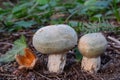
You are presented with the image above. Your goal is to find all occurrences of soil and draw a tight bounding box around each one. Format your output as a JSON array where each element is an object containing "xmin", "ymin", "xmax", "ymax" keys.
[{"xmin": 0, "ymin": 30, "xmax": 120, "ymax": 80}]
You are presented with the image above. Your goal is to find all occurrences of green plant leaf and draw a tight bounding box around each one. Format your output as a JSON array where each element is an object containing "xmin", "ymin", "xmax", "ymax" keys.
[
  {"xmin": 12, "ymin": 2, "xmax": 32, "ymax": 18},
  {"xmin": 84, "ymin": 0, "xmax": 97, "ymax": 6},
  {"xmin": 14, "ymin": 20, "xmax": 37, "ymax": 28},
  {"xmin": 68, "ymin": 21, "xmax": 79, "ymax": 27},
  {"xmin": 84, "ymin": 0, "xmax": 97, "ymax": 10},
  {"xmin": 74, "ymin": 48, "xmax": 83, "ymax": 62},
  {"xmin": 37, "ymin": 0, "xmax": 49, "ymax": 5},
  {"xmin": 84, "ymin": 0, "xmax": 111, "ymax": 11},
  {"xmin": 12, "ymin": 3, "xmax": 30, "ymax": 14},
  {"xmin": 37, "ymin": 4, "xmax": 49, "ymax": 10},
  {"xmin": 0, "ymin": 35, "xmax": 27, "ymax": 63},
  {"xmin": 68, "ymin": 21, "xmax": 84, "ymax": 34},
  {"xmin": 82, "ymin": 20, "xmax": 116, "ymax": 33}
]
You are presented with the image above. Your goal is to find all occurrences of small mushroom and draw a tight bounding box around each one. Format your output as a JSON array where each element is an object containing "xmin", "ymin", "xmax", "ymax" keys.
[
  {"xmin": 78, "ymin": 33, "xmax": 107, "ymax": 73},
  {"xmin": 32, "ymin": 24, "xmax": 78, "ymax": 73}
]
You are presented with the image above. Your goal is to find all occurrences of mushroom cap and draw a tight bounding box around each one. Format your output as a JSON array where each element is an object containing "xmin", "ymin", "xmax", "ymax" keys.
[
  {"xmin": 78, "ymin": 33, "xmax": 107, "ymax": 58},
  {"xmin": 33, "ymin": 24, "xmax": 78, "ymax": 54}
]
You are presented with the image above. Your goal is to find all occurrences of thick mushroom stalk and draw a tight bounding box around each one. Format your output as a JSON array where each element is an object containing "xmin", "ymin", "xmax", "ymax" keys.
[
  {"xmin": 48, "ymin": 53, "xmax": 66, "ymax": 73},
  {"xmin": 81, "ymin": 56, "xmax": 100, "ymax": 73},
  {"xmin": 32, "ymin": 24, "xmax": 78, "ymax": 73},
  {"xmin": 78, "ymin": 33, "xmax": 107, "ymax": 73}
]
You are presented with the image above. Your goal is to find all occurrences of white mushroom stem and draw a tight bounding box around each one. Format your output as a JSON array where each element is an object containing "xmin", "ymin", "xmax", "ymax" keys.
[
  {"xmin": 81, "ymin": 56, "xmax": 101, "ymax": 73},
  {"xmin": 48, "ymin": 53, "xmax": 66, "ymax": 73}
]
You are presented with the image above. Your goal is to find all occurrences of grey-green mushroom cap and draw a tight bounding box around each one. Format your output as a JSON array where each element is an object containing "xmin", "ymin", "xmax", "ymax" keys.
[
  {"xmin": 33, "ymin": 24, "xmax": 78, "ymax": 54},
  {"xmin": 78, "ymin": 33, "xmax": 107, "ymax": 58}
]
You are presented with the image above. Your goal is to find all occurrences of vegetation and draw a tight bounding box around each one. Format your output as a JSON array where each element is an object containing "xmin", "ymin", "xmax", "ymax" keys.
[
  {"xmin": 0, "ymin": 35, "xmax": 27, "ymax": 63},
  {"xmin": 0, "ymin": 0, "xmax": 119, "ymax": 32}
]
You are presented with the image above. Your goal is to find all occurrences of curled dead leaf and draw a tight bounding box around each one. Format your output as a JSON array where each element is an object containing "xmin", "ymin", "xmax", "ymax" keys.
[{"xmin": 15, "ymin": 48, "xmax": 37, "ymax": 69}]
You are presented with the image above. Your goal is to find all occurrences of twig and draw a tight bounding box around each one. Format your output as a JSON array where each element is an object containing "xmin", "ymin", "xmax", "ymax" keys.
[
  {"xmin": 108, "ymin": 42, "xmax": 120, "ymax": 49},
  {"xmin": 72, "ymin": 66, "xmax": 79, "ymax": 77},
  {"xmin": 112, "ymin": 45, "xmax": 120, "ymax": 49},
  {"xmin": 86, "ymin": 71, "xmax": 103, "ymax": 80},
  {"xmin": 71, "ymin": 66, "xmax": 81, "ymax": 80},
  {"xmin": 0, "ymin": 42, "xmax": 14, "ymax": 46},
  {"xmin": 0, "ymin": 73, "xmax": 16, "ymax": 77},
  {"xmin": 115, "ymin": 50, "xmax": 120, "ymax": 54},
  {"xmin": 108, "ymin": 36, "xmax": 120, "ymax": 45},
  {"xmin": 81, "ymin": 70, "xmax": 87, "ymax": 80},
  {"xmin": 101, "ymin": 60, "xmax": 112, "ymax": 70},
  {"xmin": 53, "ymin": 75, "xmax": 61, "ymax": 80},
  {"xmin": 33, "ymin": 70, "xmax": 52, "ymax": 80}
]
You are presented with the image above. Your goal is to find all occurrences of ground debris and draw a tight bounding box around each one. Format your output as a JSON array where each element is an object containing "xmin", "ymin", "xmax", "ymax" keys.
[{"xmin": 0, "ymin": 30, "xmax": 120, "ymax": 80}]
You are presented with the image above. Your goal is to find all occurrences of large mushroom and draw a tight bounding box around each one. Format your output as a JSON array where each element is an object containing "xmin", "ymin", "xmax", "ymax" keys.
[
  {"xmin": 78, "ymin": 33, "xmax": 107, "ymax": 73},
  {"xmin": 32, "ymin": 24, "xmax": 78, "ymax": 73}
]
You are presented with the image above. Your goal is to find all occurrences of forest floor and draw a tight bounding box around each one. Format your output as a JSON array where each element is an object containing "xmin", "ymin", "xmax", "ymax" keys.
[
  {"xmin": 0, "ymin": 0, "xmax": 120, "ymax": 80},
  {"xmin": 0, "ymin": 30, "xmax": 120, "ymax": 80}
]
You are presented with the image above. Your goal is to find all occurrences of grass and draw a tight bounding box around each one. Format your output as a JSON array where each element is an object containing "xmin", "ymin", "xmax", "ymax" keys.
[
  {"xmin": 0, "ymin": 0, "xmax": 119, "ymax": 33},
  {"xmin": 112, "ymin": 0, "xmax": 120, "ymax": 22},
  {"xmin": 68, "ymin": 19, "xmax": 118, "ymax": 34}
]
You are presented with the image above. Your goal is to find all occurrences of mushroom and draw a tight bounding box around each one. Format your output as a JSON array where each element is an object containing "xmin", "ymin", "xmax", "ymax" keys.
[
  {"xmin": 78, "ymin": 33, "xmax": 107, "ymax": 73},
  {"xmin": 32, "ymin": 24, "xmax": 78, "ymax": 73}
]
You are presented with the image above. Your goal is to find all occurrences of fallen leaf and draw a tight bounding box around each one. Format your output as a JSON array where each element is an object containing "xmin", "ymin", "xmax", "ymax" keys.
[
  {"xmin": 0, "ymin": 35, "xmax": 27, "ymax": 63},
  {"xmin": 15, "ymin": 48, "xmax": 37, "ymax": 69}
]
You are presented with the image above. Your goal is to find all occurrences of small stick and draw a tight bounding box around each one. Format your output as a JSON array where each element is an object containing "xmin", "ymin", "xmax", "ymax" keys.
[
  {"xmin": 115, "ymin": 50, "xmax": 120, "ymax": 54},
  {"xmin": 108, "ymin": 36, "xmax": 120, "ymax": 45},
  {"xmin": 81, "ymin": 70, "xmax": 87, "ymax": 80},
  {"xmin": 86, "ymin": 71, "xmax": 103, "ymax": 80},
  {"xmin": 0, "ymin": 73, "xmax": 16, "ymax": 77},
  {"xmin": 109, "ymin": 42, "xmax": 120, "ymax": 49},
  {"xmin": 0, "ymin": 42, "xmax": 14, "ymax": 46},
  {"xmin": 33, "ymin": 70, "xmax": 52, "ymax": 80},
  {"xmin": 72, "ymin": 66, "xmax": 79, "ymax": 77},
  {"xmin": 112, "ymin": 45, "xmax": 120, "ymax": 49}
]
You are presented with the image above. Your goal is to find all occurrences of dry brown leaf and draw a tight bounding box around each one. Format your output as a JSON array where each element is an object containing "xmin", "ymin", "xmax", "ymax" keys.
[{"xmin": 15, "ymin": 48, "xmax": 37, "ymax": 69}]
